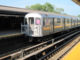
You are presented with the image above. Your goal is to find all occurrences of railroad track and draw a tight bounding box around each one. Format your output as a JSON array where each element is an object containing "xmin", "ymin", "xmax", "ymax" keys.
[
  {"xmin": 0, "ymin": 30, "xmax": 79, "ymax": 60},
  {"xmin": 0, "ymin": 34, "xmax": 37, "ymax": 57},
  {"xmin": 17, "ymin": 30, "xmax": 80, "ymax": 60},
  {"xmin": 39, "ymin": 31, "xmax": 80, "ymax": 60}
]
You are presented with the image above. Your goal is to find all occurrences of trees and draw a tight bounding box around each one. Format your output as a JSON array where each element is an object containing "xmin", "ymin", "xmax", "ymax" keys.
[
  {"xmin": 42, "ymin": 2, "xmax": 54, "ymax": 12},
  {"xmin": 78, "ymin": 15, "xmax": 80, "ymax": 17},
  {"xmin": 30, "ymin": 4, "xmax": 42, "ymax": 10},
  {"xmin": 26, "ymin": 2, "xmax": 64, "ymax": 14},
  {"xmin": 26, "ymin": 3, "xmax": 55, "ymax": 12},
  {"xmin": 55, "ymin": 8, "xmax": 64, "ymax": 14}
]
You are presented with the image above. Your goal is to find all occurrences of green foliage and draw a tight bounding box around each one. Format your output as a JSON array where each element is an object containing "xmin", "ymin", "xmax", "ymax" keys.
[
  {"xmin": 78, "ymin": 15, "xmax": 80, "ymax": 17},
  {"xmin": 55, "ymin": 8, "xmax": 64, "ymax": 14},
  {"xmin": 26, "ymin": 2, "xmax": 65, "ymax": 14},
  {"xmin": 30, "ymin": 4, "xmax": 42, "ymax": 10},
  {"xmin": 63, "ymin": 13, "xmax": 68, "ymax": 15},
  {"xmin": 26, "ymin": 6, "xmax": 30, "ymax": 9},
  {"xmin": 42, "ymin": 2, "xmax": 54, "ymax": 12}
]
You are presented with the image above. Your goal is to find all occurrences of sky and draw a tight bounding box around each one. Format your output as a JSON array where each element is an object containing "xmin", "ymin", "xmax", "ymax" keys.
[{"xmin": 0, "ymin": 0, "xmax": 80, "ymax": 16}]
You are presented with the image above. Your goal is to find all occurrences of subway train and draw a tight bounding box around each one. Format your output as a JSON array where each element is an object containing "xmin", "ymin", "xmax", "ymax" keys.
[{"xmin": 21, "ymin": 12, "xmax": 80, "ymax": 38}]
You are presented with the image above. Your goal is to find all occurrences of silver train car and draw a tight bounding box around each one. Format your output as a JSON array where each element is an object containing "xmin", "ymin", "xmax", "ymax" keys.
[{"xmin": 21, "ymin": 13, "xmax": 80, "ymax": 37}]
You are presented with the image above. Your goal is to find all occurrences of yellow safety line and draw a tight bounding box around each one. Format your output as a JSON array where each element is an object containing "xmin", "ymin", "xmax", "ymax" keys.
[
  {"xmin": 61, "ymin": 42, "xmax": 80, "ymax": 60},
  {"xmin": 0, "ymin": 33, "xmax": 22, "ymax": 38}
]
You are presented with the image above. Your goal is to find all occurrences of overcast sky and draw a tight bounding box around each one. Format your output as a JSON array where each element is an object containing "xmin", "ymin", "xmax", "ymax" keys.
[{"xmin": 0, "ymin": 0, "xmax": 80, "ymax": 16}]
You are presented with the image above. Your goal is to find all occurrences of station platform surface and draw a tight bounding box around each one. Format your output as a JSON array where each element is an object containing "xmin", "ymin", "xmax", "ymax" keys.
[
  {"xmin": 0, "ymin": 30, "xmax": 23, "ymax": 38},
  {"xmin": 0, "ymin": 30, "xmax": 20, "ymax": 35},
  {"xmin": 61, "ymin": 41, "xmax": 80, "ymax": 60},
  {"xmin": 49, "ymin": 36, "xmax": 80, "ymax": 60}
]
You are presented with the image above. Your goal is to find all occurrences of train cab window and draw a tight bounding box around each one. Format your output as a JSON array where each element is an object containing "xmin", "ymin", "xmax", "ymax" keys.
[
  {"xmin": 29, "ymin": 17, "xmax": 34, "ymax": 24},
  {"xmin": 35, "ymin": 18, "xmax": 41, "ymax": 25},
  {"xmin": 57, "ymin": 18, "xmax": 61, "ymax": 23}
]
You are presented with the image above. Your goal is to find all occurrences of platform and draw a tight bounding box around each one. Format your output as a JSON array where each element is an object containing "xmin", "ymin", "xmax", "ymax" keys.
[
  {"xmin": 0, "ymin": 30, "xmax": 23, "ymax": 38},
  {"xmin": 49, "ymin": 36, "xmax": 80, "ymax": 60},
  {"xmin": 61, "ymin": 41, "xmax": 80, "ymax": 60}
]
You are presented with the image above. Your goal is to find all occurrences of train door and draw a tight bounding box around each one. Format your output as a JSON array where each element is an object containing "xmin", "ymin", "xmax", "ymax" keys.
[
  {"xmin": 52, "ymin": 18, "xmax": 54, "ymax": 33},
  {"xmin": 70, "ymin": 19, "xmax": 72, "ymax": 28},
  {"xmin": 77, "ymin": 19, "xmax": 79, "ymax": 27},
  {"xmin": 63, "ymin": 18, "xmax": 66, "ymax": 30},
  {"xmin": 54, "ymin": 18, "xmax": 63, "ymax": 33},
  {"xmin": 77, "ymin": 19, "xmax": 78, "ymax": 27},
  {"xmin": 74, "ymin": 19, "xmax": 76, "ymax": 27},
  {"xmin": 72, "ymin": 19, "xmax": 74, "ymax": 28},
  {"xmin": 34, "ymin": 18, "xmax": 41, "ymax": 36},
  {"xmin": 65, "ymin": 19, "xmax": 71, "ymax": 30},
  {"xmin": 76, "ymin": 19, "xmax": 78, "ymax": 27},
  {"xmin": 28, "ymin": 17, "xmax": 34, "ymax": 36}
]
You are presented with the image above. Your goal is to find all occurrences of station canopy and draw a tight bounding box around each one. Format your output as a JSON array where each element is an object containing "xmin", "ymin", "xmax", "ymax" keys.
[{"xmin": 72, "ymin": 0, "xmax": 80, "ymax": 5}]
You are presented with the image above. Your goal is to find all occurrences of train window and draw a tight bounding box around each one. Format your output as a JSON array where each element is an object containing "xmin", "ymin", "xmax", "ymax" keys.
[
  {"xmin": 43, "ymin": 18, "xmax": 52, "ymax": 26},
  {"xmin": 24, "ymin": 18, "xmax": 27, "ymax": 24},
  {"xmin": 35, "ymin": 18, "xmax": 41, "ymax": 25},
  {"xmin": 67, "ymin": 19, "xmax": 70, "ymax": 23},
  {"xmin": 46, "ymin": 18, "xmax": 50, "ymax": 25},
  {"xmin": 57, "ymin": 18, "xmax": 61, "ymax": 23},
  {"xmin": 73, "ymin": 20, "xmax": 76, "ymax": 23},
  {"xmin": 43, "ymin": 18, "xmax": 46, "ymax": 26},
  {"xmin": 50, "ymin": 18, "xmax": 53, "ymax": 24},
  {"xmin": 29, "ymin": 17, "xmax": 34, "ymax": 24},
  {"xmin": 72, "ymin": 19, "xmax": 74, "ymax": 23}
]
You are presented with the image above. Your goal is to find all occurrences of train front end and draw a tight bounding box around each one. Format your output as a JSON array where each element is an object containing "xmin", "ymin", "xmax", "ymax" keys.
[{"xmin": 21, "ymin": 13, "xmax": 42, "ymax": 37}]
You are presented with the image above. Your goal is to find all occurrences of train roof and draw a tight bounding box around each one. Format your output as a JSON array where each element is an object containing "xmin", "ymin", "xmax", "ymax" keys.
[
  {"xmin": 0, "ymin": 5, "xmax": 78, "ymax": 19},
  {"xmin": 25, "ymin": 13, "xmax": 42, "ymax": 18}
]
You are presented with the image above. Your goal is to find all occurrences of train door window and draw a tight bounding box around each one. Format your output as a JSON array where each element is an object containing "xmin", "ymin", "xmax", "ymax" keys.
[
  {"xmin": 67, "ymin": 19, "xmax": 70, "ymax": 23},
  {"xmin": 46, "ymin": 18, "xmax": 50, "ymax": 25},
  {"xmin": 28, "ymin": 17, "xmax": 34, "ymax": 25},
  {"xmin": 78, "ymin": 19, "xmax": 79, "ymax": 25},
  {"xmin": 57, "ymin": 18, "xmax": 61, "ymax": 23},
  {"xmin": 61, "ymin": 18, "xmax": 64, "ymax": 24},
  {"xmin": 43, "ymin": 18, "xmax": 46, "ymax": 26},
  {"xmin": 35, "ymin": 18, "xmax": 41, "ymax": 25},
  {"xmin": 45, "ymin": 18, "xmax": 48, "ymax": 25},
  {"xmin": 77, "ymin": 19, "xmax": 78, "ymax": 23},
  {"xmin": 72, "ymin": 19, "xmax": 74, "ymax": 23},
  {"xmin": 74, "ymin": 20, "xmax": 76, "ymax": 23},
  {"xmin": 70, "ymin": 19, "xmax": 71, "ymax": 24},
  {"xmin": 50, "ymin": 18, "xmax": 54, "ymax": 24}
]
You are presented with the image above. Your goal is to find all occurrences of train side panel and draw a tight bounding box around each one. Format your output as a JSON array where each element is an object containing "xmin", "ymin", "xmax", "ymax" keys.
[
  {"xmin": 54, "ymin": 18, "xmax": 64, "ymax": 33},
  {"xmin": 72, "ymin": 19, "xmax": 74, "ymax": 28},
  {"xmin": 78, "ymin": 19, "xmax": 80, "ymax": 26},
  {"xmin": 42, "ymin": 17, "xmax": 54, "ymax": 36},
  {"xmin": 65, "ymin": 19, "xmax": 72, "ymax": 30}
]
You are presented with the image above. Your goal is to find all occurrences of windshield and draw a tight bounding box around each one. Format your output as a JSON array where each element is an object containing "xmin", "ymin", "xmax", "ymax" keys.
[
  {"xmin": 29, "ymin": 17, "xmax": 34, "ymax": 25},
  {"xmin": 35, "ymin": 18, "xmax": 41, "ymax": 25}
]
